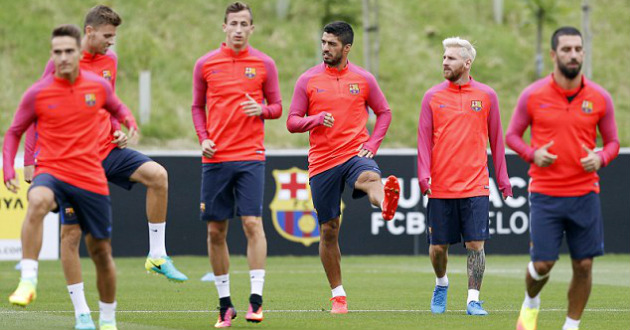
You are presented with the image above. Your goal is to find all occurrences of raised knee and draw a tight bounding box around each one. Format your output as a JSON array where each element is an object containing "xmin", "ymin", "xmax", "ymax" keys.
[
  {"xmin": 27, "ymin": 192, "xmax": 55, "ymax": 213},
  {"xmin": 143, "ymin": 163, "xmax": 168, "ymax": 189},
  {"xmin": 151, "ymin": 164, "xmax": 168, "ymax": 188},
  {"xmin": 358, "ymin": 171, "xmax": 381, "ymax": 184}
]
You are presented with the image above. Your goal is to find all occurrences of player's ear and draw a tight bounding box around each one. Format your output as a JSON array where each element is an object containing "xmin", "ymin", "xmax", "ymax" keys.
[
  {"xmin": 343, "ymin": 43, "xmax": 352, "ymax": 55},
  {"xmin": 222, "ymin": 23, "xmax": 227, "ymax": 33}
]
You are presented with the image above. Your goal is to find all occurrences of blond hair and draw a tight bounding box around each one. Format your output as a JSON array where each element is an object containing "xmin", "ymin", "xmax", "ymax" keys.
[{"xmin": 442, "ymin": 37, "xmax": 476, "ymax": 63}]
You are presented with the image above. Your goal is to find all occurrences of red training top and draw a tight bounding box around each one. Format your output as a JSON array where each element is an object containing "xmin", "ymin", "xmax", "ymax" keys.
[
  {"xmin": 24, "ymin": 50, "xmax": 135, "ymax": 165},
  {"xmin": 191, "ymin": 43, "xmax": 282, "ymax": 163},
  {"xmin": 505, "ymin": 74, "xmax": 619, "ymax": 196},
  {"xmin": 287, "ymin": 61, "xmax": 392, "ymax": 178},
  {"xmin": 417, "ymin": 78, "xmax": 512, "ymax": 198},
  {"xmin": 3, "ymin": 71, "xmax": 132, "ymax": 195}
]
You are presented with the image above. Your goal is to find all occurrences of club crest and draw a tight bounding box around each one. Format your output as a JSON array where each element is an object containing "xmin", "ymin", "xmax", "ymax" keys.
[
  {"xmin": 84, "ymin": 93, "xmax": 96, "ymax": 107},
  {"xmin": 581, "ymin": 100, "xmax": 593, "ymax": 114},
  {"xmin": 270, "ymin": 167, "xmax": 343, "ymax": 247},
  {"xmin": 102, "ymin": 70, "xmax": 112, "ymax": 81},
  {"xmin": 471, "ymin": 100, "xmax": 483, "ymax": 112},
  {"xmin": 244, "ymin": 67, "xmax": 256, "ymax": 79},
  {"xmin": 349, "ymin": 83, "xmax": 360, "ymax": 95}
]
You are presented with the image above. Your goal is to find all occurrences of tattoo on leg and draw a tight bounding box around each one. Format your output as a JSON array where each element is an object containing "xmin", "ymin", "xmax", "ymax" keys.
[{"xmin": 467, "ymin": 249, "xmax": 485, "ymax": 290}]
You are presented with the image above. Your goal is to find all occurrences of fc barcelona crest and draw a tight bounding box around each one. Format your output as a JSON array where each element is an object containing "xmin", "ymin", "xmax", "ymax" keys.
[
  {"xmin": 270, "ymin": 167, "xmax": 343, "ymax": 247},
  {"xmin": 471, "ymin": 100, "xmax": 483, "ymax": 112},
  {"xmin": 102, "ymin": 70, "xmax": 112, "ymax": 81},
  {"xmin": 64, "ymin": 207, "xmax": 75, "ymax": 217},
  {"xmin": 349, "ymin": 83, "xmax": 360, "ymax": 95},
  {"xmin": 581, "ymin": 100, "xmax": 593, "ymax": 114},
  {"xmin": 244, "ymin": 67, "xmax": 256, "ymax": 79},
  {"xmin": 84, "ymin": 93, "xmax": 96, "ymax": 107}
]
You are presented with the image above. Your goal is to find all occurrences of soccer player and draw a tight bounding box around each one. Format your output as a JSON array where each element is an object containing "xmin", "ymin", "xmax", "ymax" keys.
[
  {"xmin": 287, "ymin": 21, "xmax": 400, "ymax": 314},
  {"xmin": 417, "ymin": 37, "xmax": 513, "ymax": 316},
  {"xmin": 4, "ymin": 24, "xmax": 135, "ymax": 330},
  {"xmin": 21, "ymin": 5, "xmax": 187, "ymax": 328},
  {"xmin": 507, "ymin": 27, "xmax": 619, "ymax": 330},
  {"xmin": 191, "ymin": 2, "xmax": 281, "ymax": 327}
]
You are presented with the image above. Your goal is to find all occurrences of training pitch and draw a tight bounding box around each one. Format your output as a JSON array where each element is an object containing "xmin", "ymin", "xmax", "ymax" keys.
[{"xmin": 1, "ymin": 255, "xmax": 628, "ymax": 330}]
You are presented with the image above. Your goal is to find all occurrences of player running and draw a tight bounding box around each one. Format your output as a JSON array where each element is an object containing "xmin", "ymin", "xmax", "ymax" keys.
[
  {"xmin": 4, "ymin": 24, "xmax": 135, "ymax": 330},
  {"xmin": 287, "ymin": 21, "xmax": 400, "ymax": 314},
  {"xmin": 507, "ymin": 27, "xmax": 619, "ymax": 330},
  {"xmin": 191, "ymin": 2, "xmax": 282, "ymax": 327},
  {"xmin": 417, "ymin": 37, "xmax": 512, "ymax": 316}
]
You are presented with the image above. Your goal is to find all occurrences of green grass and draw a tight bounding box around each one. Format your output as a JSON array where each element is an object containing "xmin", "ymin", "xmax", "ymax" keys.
[
  {"xmin": 0, "ymin": 0, "xmax": 629, "ymax": 149},
  {"xmin": 1, "ymin": 255, "xmax": 628, "ymax": 329}
]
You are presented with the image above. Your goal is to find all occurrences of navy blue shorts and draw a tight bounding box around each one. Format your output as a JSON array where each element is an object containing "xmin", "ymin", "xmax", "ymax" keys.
[
  {"xmin": 29, "ymin": 173, "xmax": 113, "ymax": 239},
  {"xmin": 529, "ymin": 192, "xmax": 604, "ymax": 261},
  {"xmin": 200, "ymin": 161, "xmax": 265, "ymax": 221},
  {"xmin": 102, "ymin": 148, "xmax": 152, "ymax": 190},
  {"xmin": 426, "ymin": 196, "xmax": 490, "ymax": 245},
  {"xmin": 309, "ymin": 156, "xmax": 381, "ymax": 224}
]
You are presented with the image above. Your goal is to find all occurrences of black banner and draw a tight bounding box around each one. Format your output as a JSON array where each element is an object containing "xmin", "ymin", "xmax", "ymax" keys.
[{"xmin": 105, "ymin": 151, "xmax": 630, "ymax": 257}]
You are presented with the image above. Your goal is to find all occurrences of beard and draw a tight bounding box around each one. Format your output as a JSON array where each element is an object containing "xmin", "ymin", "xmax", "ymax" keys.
[
  {"xmin": 558, "ymin": 60, "xmax": 582, "ymax": 79},
  {"xmin": 323, "ymin": 52, "xmax": 343, "ymax": 67},
  {"xmin": 443, "ymin": 66, "xmax": 465, "ymax": 82}
]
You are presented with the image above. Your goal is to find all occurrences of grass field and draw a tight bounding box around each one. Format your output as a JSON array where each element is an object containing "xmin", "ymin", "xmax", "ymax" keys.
[{"xmin": 0, "ymin": 255, "xmax": 628, "ymax": 330}]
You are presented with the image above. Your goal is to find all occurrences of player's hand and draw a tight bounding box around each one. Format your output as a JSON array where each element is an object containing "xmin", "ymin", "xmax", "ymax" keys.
[
  {"xmin": 423, "ymin": 188, "xmax": 432, "ymax": 196},
  {"xmin": 23, "ymin": 165, "xmax": 34, "ymax": 183},
  {"xmin": 533, "ymin": 141, "xmax": 557, "ymax": 167},
  {"xmin": 241, "ymin": 93, "xmax": 263, "ymax": 116},
  {"xmin": 201, "ymin": 139, "xmax": 217, "ymax": 158},
  {"xmin": 322, "ymin": 113, "xmax": 334, "ymax": 128},
  {"xmin": 356, "ymin": 144, "xmax": 374, "ymax": 158},
  {"xmin": 111, "ymin": 130, "xmax": 128, "ymax": 149},
  {"xmin": 5, "ymin": 177, "xmax": 20, "ymax": 193},
  {"xmin": 580, "ymin": 145, "xmax": 602, "ymax": 173}
]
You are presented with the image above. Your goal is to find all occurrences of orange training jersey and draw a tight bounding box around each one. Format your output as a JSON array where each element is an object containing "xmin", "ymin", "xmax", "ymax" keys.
[
  {"xmin": 191, "ymin": 43, "xmax": 282, "ymax": 163},
  {"xmin": 3, "ymin": 71, "xmax": 131, "ymax": 195},
  {"xmin": 506, "ymin": 74, "xmax": 619, "ymax": 196},
  {"xmin": 25, "ymin": 50, "xmax": 128, "ymax": 165},
  {"xmin": 287, "ymin": 61, "xmax": 392, "ymax": 178},
  {"xmin": 417, "ymin": 78, "xmax": 512, "ymax": 198}
]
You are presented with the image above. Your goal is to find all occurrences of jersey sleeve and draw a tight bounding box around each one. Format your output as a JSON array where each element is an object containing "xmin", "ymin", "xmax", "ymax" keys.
[
  {"xmin": 506, "ymin": 90, "xmax": 536, "ymax": 163},
  {"xmin": 362, "ymin": 74, "xmax": 392, "ymax": 155},
  {"xmin": 596, "ymin": 90, "xmax": 620, "ymax": 167},
  {"xmin": 261, "ymin": 58, "xmax": 282, "ymax": 119},
  {"xmin": 3, "ymin": 86, "xmax": 39, "ymax": 182},
  {"xmin": 417, "ymin": 91, "xmax": 433, "ymax": 194},
  {"xmin": 287, "ymin": 74, "xmax": 326, "ymax": 133},
  {"xmin": 23, "ymin": 124, "xmax": 37, "ymax": 166},
  {"xmin": 191, "ymin": 59, "xmax": 209, "ymax": 143},
  {"xmin": 487, "ymin": 90, "xmax": 513, "ymax": 197}
]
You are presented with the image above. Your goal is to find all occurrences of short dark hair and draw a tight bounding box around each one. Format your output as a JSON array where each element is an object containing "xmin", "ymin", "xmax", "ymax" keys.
[
  {"xmin": 323, "ymin": 21, "xmax": 354, "ymax": 46},
  {"xmin": 551, "ymin": 26, "xmax": 582, "ymax": 50},
  {"xmin": 84, "ymin": 5, "xmax": 122, "ymax": 32},
  {"xmin": 224, "ymin": 2, "xmax": 253, "ymax": 24},
  {"xmin": 52, "ymin": 24, "xmax": 82, "ymax": 47}
]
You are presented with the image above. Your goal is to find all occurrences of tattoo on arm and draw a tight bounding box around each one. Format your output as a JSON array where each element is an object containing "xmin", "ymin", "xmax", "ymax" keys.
[{"xmin": 467, "ymin": 249, "xmax": 486, "ymax": 290}]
